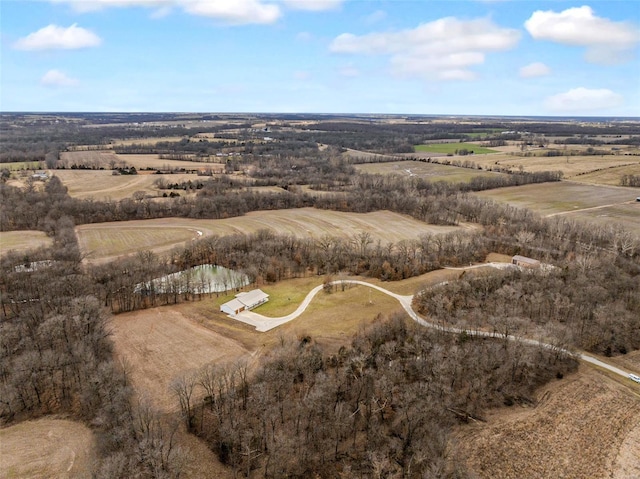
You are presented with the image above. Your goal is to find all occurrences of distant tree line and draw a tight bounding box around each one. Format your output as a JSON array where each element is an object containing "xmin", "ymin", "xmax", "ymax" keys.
[{"xmin": 620, "ymin": 174, "xmax": 640, "ymax": 187}]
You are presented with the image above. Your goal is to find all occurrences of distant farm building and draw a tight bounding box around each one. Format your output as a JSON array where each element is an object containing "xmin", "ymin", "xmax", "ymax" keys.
[
  {"xmin": 512, "ymin": 255, "xmax": 540, "ymax": 268},
  {"xmin": 221, "ymin": 289, "xmax": 269, "ymax": 316},
  {"xmin": 31, "ymin": 172, "xmax": 49, "ymax": 181}
]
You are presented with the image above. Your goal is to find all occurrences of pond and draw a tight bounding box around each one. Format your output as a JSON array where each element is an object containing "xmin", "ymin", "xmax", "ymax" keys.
[{"xmin": 136, "ymin": 264, "xmax": 249, "ymax": 295}]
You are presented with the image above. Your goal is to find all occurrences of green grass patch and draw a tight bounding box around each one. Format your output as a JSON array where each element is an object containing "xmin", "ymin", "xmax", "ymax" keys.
[
  {"xmin": 415, "ymin": 142, "xmax": 498, "ymax": 154},
  {"xmin": 462, "ymin": 129, "xmax": 503, "ymax": 138},
  {"xmin": 254, "ymin": 277, "xmax": 324, "ymax": 316},
  {"xmin": 1, "ymin": 161, "xmax": 45, "ymax": 171}
]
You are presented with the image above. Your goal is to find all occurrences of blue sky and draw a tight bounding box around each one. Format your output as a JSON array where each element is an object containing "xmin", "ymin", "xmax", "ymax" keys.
[{"xmin": 1, "ymin": 0, "xmax": 639, "ymax": 115}]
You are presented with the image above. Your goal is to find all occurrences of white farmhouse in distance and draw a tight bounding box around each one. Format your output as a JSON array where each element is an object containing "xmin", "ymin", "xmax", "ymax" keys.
[{"xmin": 221, "ymin": 289, "xmax": 269, "ymax": 316}]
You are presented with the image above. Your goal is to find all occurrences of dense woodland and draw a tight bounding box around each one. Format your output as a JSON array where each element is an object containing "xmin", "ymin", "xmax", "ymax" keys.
[
  {"xmin": 1, "ymin": 113, "xmax": 639, "ymax": 478},
  {"xmin": 189, "ymin": 315, "xmax": 577, "ymax": 478}
]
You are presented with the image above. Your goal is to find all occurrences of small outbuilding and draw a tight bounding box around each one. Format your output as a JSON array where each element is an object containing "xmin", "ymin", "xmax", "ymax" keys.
[
  {"xmin": 512, "ymin": 255, "xmax": 540, "ymax": 268},
  {"xmin": 221, "ymin": 289, "xmax": 269, "ymax": 316}
]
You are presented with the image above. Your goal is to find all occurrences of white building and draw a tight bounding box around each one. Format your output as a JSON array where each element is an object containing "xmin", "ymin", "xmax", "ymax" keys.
[{"xmin": 220, "ymin": 289, "xmax": 269, "ymax": 316}]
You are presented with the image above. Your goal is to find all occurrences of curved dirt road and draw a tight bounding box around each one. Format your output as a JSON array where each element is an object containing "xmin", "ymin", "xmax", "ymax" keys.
[{"xmin": 233, "ymin": 280, "xmax": 638, "ymax": 381}]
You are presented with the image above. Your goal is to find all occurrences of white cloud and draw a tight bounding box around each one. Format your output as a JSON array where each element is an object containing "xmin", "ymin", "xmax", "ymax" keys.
[
  {"xmin": 50, "ymin": 0, "xmax": 281, "ymax": 24},
  {"xmin": 544, "ymin": 87, "xmax": 623, "ymax": 112},
  {"xmin": 14, "ymin": 24, "xmax": 101, "ymax": 50},
  {"xmin": 519, "ymin": 62, "xmax": 550, "ymax": 78},
  {"xmin": 525, "ymin": 6, "xmax": 640, "ymax": 64},
  {"xmin": 50, "ymin": 0, "xmax": 167, "ymax": 12},
  {"xmin": 330, "ymin": 17, "xmax": 520, "ymax": 81},
  {"xmin": 49, "ymin": 0, "xmax": 340, "ymax": 24},
  {"xmin": 283, "ymin": 0, "xmax": 342, "ymax": 11},
  {"xmin": 41, "ymin": 69, "xmax": 79, "ymax": 87},
  {"xmin": 182, "ymin": 0, "xmax": 280, "ymax": 24}
]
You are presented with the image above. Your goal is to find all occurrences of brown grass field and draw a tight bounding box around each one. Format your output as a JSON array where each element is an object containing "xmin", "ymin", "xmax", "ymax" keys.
[
  {"xmin": 60, "ymin": 151, "xmax": 225, "ymax": 171},
  {"xmin": 0, "ymin": 231, "xmax": 52, "ymax": 256},
  {"xmin": 75, "ymin": 208, "xmax": 464, "ymax": 262},
  {"xmin": 465, "ymin": 151, "xmax": 640, "ymax": 180},
  {"xmin": 570, "ymin": 163, "xmax": 640, "ymax": 186},
  {"xmin": 110, "ymin": 136, "xmax": 186, "ymax": 146},
  {"xmin": 53, "ymin": 169, "xmax": 199, "ymax": 201},
  {"xmin": 475, "ymin": 182, "xmax": 640, "ymax": 236},
  {"xmin": 111, "ymin": 308, "xmax": 250, "ymax": 412},
  {"xmin": 59, "ymin": 150, "xmax": 120, "ymax": 169},
  {"xmin": 115, "ymin": 154, "xmax": 223, "ymax": 170},
  {"xmin": 354, "ymin": 161, "xmax": 507, "ymax": 183},
  {"xmin": 456, "ymin": 365, "xmax": 640, "ymax": 479},
  {"xmin": 0, "ymin": 418, "xmax": 96, "ymax": 479}
]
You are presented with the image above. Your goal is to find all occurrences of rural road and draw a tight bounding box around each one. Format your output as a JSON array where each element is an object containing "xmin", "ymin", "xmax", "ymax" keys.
[{"xmin": 234, "ymin": 279, "xmax": 638, "ymax": 382}]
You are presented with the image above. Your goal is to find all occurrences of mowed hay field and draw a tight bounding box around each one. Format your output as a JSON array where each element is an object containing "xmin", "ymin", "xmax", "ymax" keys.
[
  {"xmin": 0, "ymin": 230, "xmax": 52, "ymax": 256},
  {"xmin": 456, "ymin": 366, "xmax": 640, "ymax": 479},
  {"xmin": 76, "ymin": 208, "xmax": 464, "ymax": 262},
  {"xmin": 475, "ymin": 182, "xmax": 640, "ymax": 235},
  {"xmin": 0, "ymin": 418, "xmax": 96, "ymax": 479},
  {"xmin": 354, "ymin": 161, "xmax": 508, "ymax": 183},
  {"xmin": 53, "ymin": 169, "xmax": 198, "ymax": 200}
]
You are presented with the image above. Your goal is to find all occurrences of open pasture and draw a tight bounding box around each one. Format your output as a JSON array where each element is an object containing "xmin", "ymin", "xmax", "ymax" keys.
[
  {"xmin": 467, "ymin": 151, "xmax": 640, "ymax": 179},
  {"xmin": 115, "ymin": 153, "xmax": 224, "ymax": 171},
  {"xmin": 475, "ymin": 182, "xmax": 640, "ymax": 236},
  {"xmin": 0, "ymin": 418, "xmax": 96, "ymax": 479},
  {"xmin": 0, "ymin": 161, "xmax": 44, "ymax": 171},
  {"xmin": 111, "ymin": 308, "xmax": 250, "ymax": 412},
  {"xmin": 415, "ymin": 142, "xmax": 498, "ymax": 154},
  {"xmin": 570, "ymin": 163, "xmax": 640, "ymax": 186},
  {"xmin": 75, "ymin": 208, "xmax": 463, "ymax": 262},
  {"xmin": 53, "ymin": 169, "xmax": 198, "ymax": 201},
  {"xmin": 565, "ymin": 203, "xmax": 640, "ymax": 237},
  {"xmin": 59, "ymin": 150, "xmax": 120, "ymax": 169},
  {"xmin": 354, "ymin": 160, "xmax": 507, "ymax": 183},
  {"xmin": 110, "ymin": 136, "xmax": 186, "ymax": 146},
  {"xmin": 0, "ymin": 230, "xmax": 52, "ymax": 256},
  {"xmin": 457, "ymin": 366, "xmax": 640, "ymax": 479}
]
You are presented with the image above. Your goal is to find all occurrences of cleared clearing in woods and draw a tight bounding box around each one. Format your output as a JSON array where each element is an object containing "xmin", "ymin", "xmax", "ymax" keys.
[
  {"xmin": 0, "ymin": 418, "xmax": 96, "ymax": 479},
  {"xmin": 0, "ymin": 230, "xmax": 52, "ymax": 256},
  {"xmin": 76, "ymin": 208, "xmax": 464, "ymax": 262},
  {"xmin": 110, "ymin": 308, "xmax": 250, "ymax": 412},
  {"xmin": 53, "ymin": 169, "xmax": 198, "ymax": 201},
  {"xmin": 456, "ymin": 366, "xmax": 640, "ymax": 479}
]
